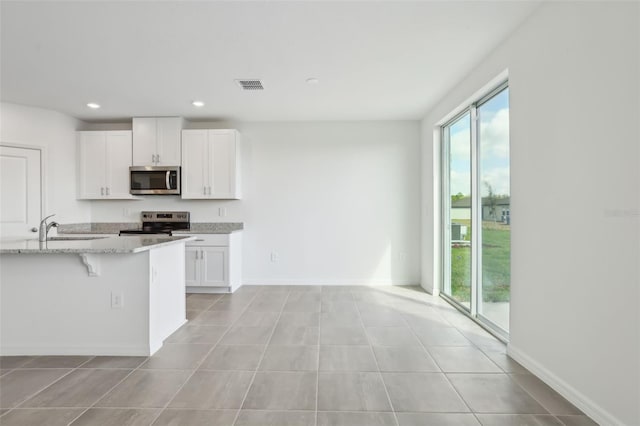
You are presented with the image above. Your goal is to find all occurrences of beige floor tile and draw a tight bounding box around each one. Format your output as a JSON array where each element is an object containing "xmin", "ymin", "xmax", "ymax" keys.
[
  {"xmin": 277, "ymin": 311, "xmax": 320, "ymax": 327},
  {"xmin": 412, "ymin": 326, "xmax": 472, "ymax": 346},
  {"xmin": 475, "ymin": 414, "xmax": 564, "ymax": 426},
  {"xmin": 382, "ymin": 372, "xmax": 469, "ymax": 413},
  {"xmin": 448, "ymin": 373, "xmax": 548, "ymax": 414},
  {"xmin": 235, "ymin": 311, "xmax": 281, "ymax": 327},
  {"xmin": 270, "ymin": 325, "xmax": 319, "ymax": 345},
  {"xmin": 219, "ymin": 326, "xmax": 274, "ymax": 345},
  {"xmin": 235, "ymin": 410, "xmax": 315, "ymax": 426},
  {"xmin": 365, "ymin": 327, "xmax": 420, "ymax": 347},
  {"xmin": 189, "ymin": 310, "xmax": 244, "ymax": 326},
  {"xmin": 317, "ymin": 411, "xmax": 397, "ymax": 426},
  {"xmin": 200, "ymin": 345, "xmax": 264, "ymax": 370},
  {"xmin": 317, "ymin": 372, "xmax": 391, "ymax": 412},
  {"xmin": 95, "ymin": 370, "xmax": 191, "ymax": 408},
  {"xmin": 428, "ymin": 346, "xmax": 502, "ymax": 373},
  {"xmin": 22, "ymin": 368, "xmax": 130, "ymax": 407},
  {"xmin": 396, "ymin": 413, "xmax": 480, "ymax": 426},
  {"xmin": 319, "ymin": 346, "xmax": 377, "ymax": 371},
  {"xmin": 360, "ymin": 310, "xmax": 406, "ymax": 327},
  {"xmin": 165, "ymin": 325, "xmax": 228, "ymax": 344},
  {"xmin": 0, "ymin": 369, "xmax": 72, "ymax": 408},
  {"xmin": 81, "ymin": 356, "xmax": 147, "ymax": 369},
  {"xmin": 140, "ymin": 344, "xmax": 212, "ymax": 370},
  {"xmin": 510, "ymin": 373, "xmax": 584, "ymax": 415},
  {"xmin": 70, "ymin": 408, "xmax": 160, "ymax": 426},
  {"xmin": 243, "ymin": 371, "xmax": 317, "ymax": 410},
  {"xmin": 168, "ymin": 370, "xmax": 254, "ymax": 409},
  {"xmin": 152, "ymin": 408, "xmax": 237, "ymax": 426},
  {"xmin": 320, "ymin": 326, "xmax": 368, "ymax": 345},
  {"xmin": 373, "ymin": 346, "xmax": 440, "ymax": 372},
  {"xmin": 0, "ymin": 408, "xmax": 84, "ymax": 426},
  {"xmin": 260, "ymin": 345, "xmax": 318, "ymax": 371},
  {"xmin": 0, "ymin": 356, "xmax": 34, "ymax": 370},
  {"xmin": 556, "ymin": 415, "xmax": 599, "ymax": 426},
  {"xmin": 21, "ymin": 356, "xmax": 92, "ymax": 369}
]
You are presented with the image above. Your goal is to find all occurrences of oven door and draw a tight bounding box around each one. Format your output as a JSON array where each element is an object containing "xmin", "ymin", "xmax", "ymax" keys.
[{"xmin": 130, "ymin": 166, "xmax": 180, "ymax": 195}]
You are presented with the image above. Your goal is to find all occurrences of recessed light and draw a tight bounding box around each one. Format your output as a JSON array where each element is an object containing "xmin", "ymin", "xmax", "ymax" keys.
[
  {"xmin": 306, "ymin": 78, "xmax": 319, "ymax": 85},
  {"xmin": 86, "ymin": 102, "xmax": 101, "ymax": 109},
  {"xmin": 192, "ymin": 100, "xmax": 205, "ymax": 107}
]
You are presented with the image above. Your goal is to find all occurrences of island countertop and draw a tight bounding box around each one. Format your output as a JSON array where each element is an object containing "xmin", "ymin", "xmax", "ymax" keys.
[
  {"xmin": 0, "ymin": 235, "xmax": 196, "ymax": 254},
  {"xmin": 56, "ymin": 222, "xmax": 243, "ymax": 235}
]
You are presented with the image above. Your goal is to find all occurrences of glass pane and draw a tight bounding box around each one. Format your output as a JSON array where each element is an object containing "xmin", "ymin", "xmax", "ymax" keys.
[
  {"xmin": 478, "ymin": 87, "xmax": 510, "ymax": 331},
  {"xmin": 445, "ymin": 112, "xmax": 472, "ymax": 309}
]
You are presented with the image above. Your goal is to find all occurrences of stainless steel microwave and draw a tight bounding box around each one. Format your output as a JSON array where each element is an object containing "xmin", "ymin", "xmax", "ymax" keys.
[{"xmin": 130, "ymin": 166, "xmax": 180, "ymax": 195}]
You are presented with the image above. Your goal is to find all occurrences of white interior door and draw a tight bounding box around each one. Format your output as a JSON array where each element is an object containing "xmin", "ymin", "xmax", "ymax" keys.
[{"xmin": 0, "ymin": 146, "xmax": 42, "ymax": 239}]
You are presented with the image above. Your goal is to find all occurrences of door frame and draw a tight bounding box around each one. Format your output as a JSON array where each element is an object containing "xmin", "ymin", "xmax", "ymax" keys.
[
  {"xmin": 0, "ymin": 142, "xmax": 47, "ymax": 222},
  {"xmin": 439, "ymin": 80, "xmax": 510, "ymax": 342}
]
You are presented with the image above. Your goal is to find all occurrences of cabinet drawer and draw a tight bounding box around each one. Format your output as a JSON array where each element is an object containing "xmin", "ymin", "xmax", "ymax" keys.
[{"xmin": 182, "ymin": 234, "xmax": 229, "ymax": 246}]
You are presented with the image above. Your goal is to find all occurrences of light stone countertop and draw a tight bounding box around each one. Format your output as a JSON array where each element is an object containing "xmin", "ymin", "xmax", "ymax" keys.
[
  {"xmin": 57, "ymin": 222, "xmax": 243, "ymax": 234},
  {"xmin": 0, "ymin": 235, "xmax": 196, "ymax": 254}
]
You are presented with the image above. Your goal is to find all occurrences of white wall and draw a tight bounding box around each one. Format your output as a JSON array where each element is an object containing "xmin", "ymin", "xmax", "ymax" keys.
[
  {"xmin": 0, "ymin": 102, "xmax": 91, "ymax": 222},
  {"xmin": 89, "ymin": 121, "xmax": 422, "ymax": 286},
  {"xmin": 422, "ymin": 2, "xmax": 639, "ymax": 425}
]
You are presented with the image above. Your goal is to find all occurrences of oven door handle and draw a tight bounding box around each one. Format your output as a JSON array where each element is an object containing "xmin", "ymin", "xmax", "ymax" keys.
[{"xmin": 166, "ymin": 171, "xmax": 171, "ymax": 190}]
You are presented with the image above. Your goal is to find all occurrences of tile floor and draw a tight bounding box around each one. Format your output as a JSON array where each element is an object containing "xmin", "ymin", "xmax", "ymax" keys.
[{"xmin": 0, "ymin": 285, "xmax": 598, "ymax": 426}]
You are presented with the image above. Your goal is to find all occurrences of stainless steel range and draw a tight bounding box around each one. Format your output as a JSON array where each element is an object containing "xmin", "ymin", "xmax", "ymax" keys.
[{"xmin": 119, "ymin": 211, "xmax": 190, "ymax": 236}]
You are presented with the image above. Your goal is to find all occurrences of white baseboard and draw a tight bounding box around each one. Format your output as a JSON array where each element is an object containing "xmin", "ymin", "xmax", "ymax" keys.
[
  {"xmin": 186, "ymin": 286, "xmax": 231, "ymax": 294},
  {"xmin": 508, "ymin": 344, "xmax": 624, "ymax": 426},
  {"xmin": 241, "ymin": 279, "xmax": 419, "ymax": 286},
  {"xmin": 0, "ymin": 345, "xmax": 150, "ymax": 356}
]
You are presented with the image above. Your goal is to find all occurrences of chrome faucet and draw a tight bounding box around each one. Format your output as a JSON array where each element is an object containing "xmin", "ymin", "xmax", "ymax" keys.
[{"xmin": 39, "ymin": 214, "xmax": 59, "ymax": 242}]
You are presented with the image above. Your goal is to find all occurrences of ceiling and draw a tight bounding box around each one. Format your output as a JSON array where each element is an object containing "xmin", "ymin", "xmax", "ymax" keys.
[{"xmin": 1, "ymin": 1, "xmax": 540, "ymax": 122}]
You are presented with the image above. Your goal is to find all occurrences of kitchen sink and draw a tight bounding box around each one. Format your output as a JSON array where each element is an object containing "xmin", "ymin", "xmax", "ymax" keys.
[{"xmin": 47, "ymin": 236, "xmax": 108, "ymax": 241}]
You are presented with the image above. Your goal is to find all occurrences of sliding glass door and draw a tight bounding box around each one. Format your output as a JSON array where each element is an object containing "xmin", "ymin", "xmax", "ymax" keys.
[
  {"xmin": 442, "ymin": 112, "xmax": 472, "ymax": 310},
  {"xmin": 443, "ymin": 83, "xmax": 510, "ymax": 336}
]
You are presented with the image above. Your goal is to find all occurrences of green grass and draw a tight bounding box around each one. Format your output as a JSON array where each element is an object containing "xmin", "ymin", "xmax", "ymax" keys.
[{"xmin": 450, "ymin": 222, "xmax": 510, "ymax": 303}]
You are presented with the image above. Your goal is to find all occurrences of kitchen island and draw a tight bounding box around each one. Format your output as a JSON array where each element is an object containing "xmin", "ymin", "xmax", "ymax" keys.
[{"xmin": 0, "ymin": 235, "xmax": 195, "ymax": 356}]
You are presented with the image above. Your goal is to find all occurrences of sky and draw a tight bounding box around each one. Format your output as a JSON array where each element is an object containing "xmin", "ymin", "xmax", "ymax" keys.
[{"xmin": 448, "ymin": 87, "xmax": 510, "ymax": 198}]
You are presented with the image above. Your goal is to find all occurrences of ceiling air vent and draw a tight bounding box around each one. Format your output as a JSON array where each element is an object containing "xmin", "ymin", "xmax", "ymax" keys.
[{"xmin": 236, "ymin": 79, "xmax": 264, "ymax": 90}]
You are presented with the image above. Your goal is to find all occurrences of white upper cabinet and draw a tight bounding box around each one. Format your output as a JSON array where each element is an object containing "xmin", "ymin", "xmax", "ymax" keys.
[
  {"xmin": 181, "ymin": 129, "xmax": 241, "ymax": 199},
  {"xmin": 78, "ymin": 131, "xmax": 135, "ymax": 199},
  {"xmin": 132, "ymin": 117, "xmax": 182, "ymax": 166}
]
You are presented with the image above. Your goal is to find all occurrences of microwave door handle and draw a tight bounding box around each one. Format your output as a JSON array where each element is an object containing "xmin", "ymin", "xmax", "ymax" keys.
[{"xmin": 166, "ymin": 171, "xmax": 171, "ymax": 190}]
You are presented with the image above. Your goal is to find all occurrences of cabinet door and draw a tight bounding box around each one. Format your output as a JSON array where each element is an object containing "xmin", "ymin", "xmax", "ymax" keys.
[
  {"xmin": 209, "ymin": 130, "xmax": 238, "ymax": 199},
  {"xmin": 132, "ymin": 118, "xmax": 157, "ymax": 166},
  {"xmin": 78, "ymin": 132, "xmax": 106, "ymax": 199},
  {"xmin": 104, "ymin": 131, "xmax": 133, "ymax": 198},
  {"xmin": 181, "ymin": 130, "xmax": 209, "ymax": 199},
  {"xmin": 185, "ymin": 246, "xmax": 201, "ymax": 286},
  {"xmin": 156, "ymin": 117, "xmax": 182, "ymax": 166},
  {"xmin": 201, "ymin": 246, "xmax": 228, "ymax": 286}
]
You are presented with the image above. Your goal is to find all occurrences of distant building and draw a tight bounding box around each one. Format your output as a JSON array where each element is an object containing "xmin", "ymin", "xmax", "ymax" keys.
[{"xmin": 451, "ymin": 196, "xmax": 510, "ymax": 222}]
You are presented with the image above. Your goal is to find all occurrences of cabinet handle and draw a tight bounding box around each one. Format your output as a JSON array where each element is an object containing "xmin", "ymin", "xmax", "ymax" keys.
[
  {"xmin": 157, "ymin": 154, "xmax": 160, "ymax": 163},
  {"xmin": 101, "ymin": 187, "xmax": 104, "ymax": 196},
  {"xmin": 106, "ymin": 187, "xmax": 110, "ymax": 196},
  {"xmin": 195, "ymin": 250, "xmax": 198, "ymax": 260},
  {"xmin": 203, "ymin": 186, "xmax": 206, "ymax": 195}
]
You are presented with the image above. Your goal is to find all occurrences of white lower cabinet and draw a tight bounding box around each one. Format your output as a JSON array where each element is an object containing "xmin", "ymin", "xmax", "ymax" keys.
[{"xmin": 184, "ymin": 233, "xmax": 242, "ymax": 293}]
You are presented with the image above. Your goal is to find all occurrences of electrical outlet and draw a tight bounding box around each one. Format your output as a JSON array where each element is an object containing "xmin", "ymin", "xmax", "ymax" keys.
[
  {"xmin": 219, "ymin": 207, "xmax": 227, "ymax": 217},
  {"xmin": 270, "ymin": 252, "xmax": 278, "ymax": 263},
  {"xmin": 111, "ymin": 292, "xmax": 124, "ymax": 309}
]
